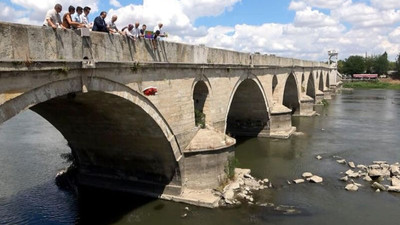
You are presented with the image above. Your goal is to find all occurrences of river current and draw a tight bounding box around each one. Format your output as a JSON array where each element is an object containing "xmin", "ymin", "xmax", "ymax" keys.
[{"xmin": 0, "ymin": 89, "xmax": 399, "ymax": 225}]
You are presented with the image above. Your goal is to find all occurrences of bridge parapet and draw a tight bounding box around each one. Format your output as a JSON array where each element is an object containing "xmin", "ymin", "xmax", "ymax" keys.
[{"xmin": 0, "ymin": 21, "xmax": 329, "ymax": 69}]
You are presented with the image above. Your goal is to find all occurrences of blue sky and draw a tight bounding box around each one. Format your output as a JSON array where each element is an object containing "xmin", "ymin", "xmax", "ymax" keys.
[
  {"xmin": 0, "ymin": 0, "xmax": 399, "ymax": 61},
  {"xmin": 194, "ymin": 0, "xmax": 296, "ymax": 27}
]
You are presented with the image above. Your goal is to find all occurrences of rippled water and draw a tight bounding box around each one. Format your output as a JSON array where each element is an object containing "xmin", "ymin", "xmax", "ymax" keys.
[{"xmin": 1, "ymin": 89, "xmax": 400, "ymax": 225}]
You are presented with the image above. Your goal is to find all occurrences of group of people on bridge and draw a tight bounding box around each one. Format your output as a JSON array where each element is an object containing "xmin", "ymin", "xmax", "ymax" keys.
[{"xmin": 43, "ymin": 3, "xmax": 167, "ymax": 49}]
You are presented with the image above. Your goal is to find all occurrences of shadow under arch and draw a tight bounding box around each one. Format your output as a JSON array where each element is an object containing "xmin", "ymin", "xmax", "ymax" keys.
[
  {"xmin": 0, "ymin": 77, "xmax": 182, "ymax": 195},
  {"xmin": 191, "ymin": 75, "xmax": 213, "ymax": 128},
  {"xmin": 326, "ymin": 72, "xmax": 330, "ymax": 88},
  {"xmin": 225, "ymin": 74, "xmax": 270, "ymax": 137},
  {"xmin": 306, "ymin": 72, "xmax": 316, "ymax": 99},
  {"xmin": 283, "ymin": 73, "xmax": 300, "ymax": 115},
  {"xmin": 319, "ymin": 71, "xmax": 324, "ymax": 91}
]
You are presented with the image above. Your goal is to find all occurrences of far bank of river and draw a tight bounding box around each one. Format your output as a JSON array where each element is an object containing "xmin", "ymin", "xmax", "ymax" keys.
[{"xmin": 343, "ymin": 78, "xmax": 400, "ymax": 89}]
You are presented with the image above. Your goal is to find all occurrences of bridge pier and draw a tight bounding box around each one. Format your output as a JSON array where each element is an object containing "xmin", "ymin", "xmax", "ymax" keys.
[
  {"xmin": 298, "ymin": 95, "xmax": 317, "ymax": 116},
  {"xmin": 324, "ymin": 89, "xmax": 332, "ymax": 100},
  {"xmin": 269, "ymin": 105, "xmax": 296, "ymax": 138},
  {"xmin": 315, "ymin": 91, "xmax": 325, "ymax": 104}
]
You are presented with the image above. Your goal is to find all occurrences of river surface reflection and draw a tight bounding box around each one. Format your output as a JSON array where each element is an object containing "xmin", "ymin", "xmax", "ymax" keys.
[{"xmin": 1, "ymin": 89, "xmax": 399, "ymax": 224}]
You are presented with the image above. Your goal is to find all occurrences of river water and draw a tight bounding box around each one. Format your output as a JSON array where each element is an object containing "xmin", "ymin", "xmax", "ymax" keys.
[{"xmin": 1, "ymin": 89, "xmax": 399, "ymax": 225}]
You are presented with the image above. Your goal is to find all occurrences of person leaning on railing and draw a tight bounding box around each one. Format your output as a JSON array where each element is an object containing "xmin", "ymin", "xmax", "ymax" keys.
[
  {"xmin": 43, "ymin": 3, "xmax": 65, "ymax": 29},
  {"xmin": 62, "ymin": 5, "xmax": 85, "ymax": 29}
]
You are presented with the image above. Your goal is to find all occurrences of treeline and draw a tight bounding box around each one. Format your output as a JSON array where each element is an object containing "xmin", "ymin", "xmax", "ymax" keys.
[{"xmin": 338, "ymin": 52, "xmax": 400, "ymax": 76}]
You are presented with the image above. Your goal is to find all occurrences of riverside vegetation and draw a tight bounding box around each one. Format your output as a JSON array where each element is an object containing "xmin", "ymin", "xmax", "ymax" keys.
[{"xmin": 343, "ymin": 79, "xmax": 400, "ymax": 89}]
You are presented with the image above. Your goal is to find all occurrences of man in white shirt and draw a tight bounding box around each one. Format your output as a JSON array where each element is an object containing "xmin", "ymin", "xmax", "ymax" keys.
[
  {"xmin": 81, "ymin": 6, "xmax": 92, "ymax": 28},
  {"xmin": 132, "ymin": 22, "xmax": 140, "ymax": 39},
  {"xmin": 43, "ymin": 4, "xmax": 64, "ymax": 29},
  {"xmin": 152, "ymin": 23, "xmax": 166, "ymax": 49}
]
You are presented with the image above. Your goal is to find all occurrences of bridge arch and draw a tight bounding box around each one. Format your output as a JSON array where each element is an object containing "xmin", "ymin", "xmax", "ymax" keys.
[
  {"xmin": 306, "ymin": 72, "xmax": 316, "ymax": 99},
  {"xmin": 192, "ymin": 75, "xmax": 212, "ymax": 128},
  {"xmin": 283, "ymin": 73, "xmax": 300, "ymax": 114},
  {"xmin": 318, "ymin": 71, "xmax": 324, "ymax": 91},
  {"xmin": 225, "ymin": 74, "xmax": 270, "ymax": 137},
  {"xmin": 272, "ymin": 75, "xmax": 278, "ymax": 94},
  {"xmin": 326, "ymin": 72, "xmax": 330, "ymax": 88},
  {"xmin": 0, "ymin": 77, "xmax": 182, "ymax": 190}
]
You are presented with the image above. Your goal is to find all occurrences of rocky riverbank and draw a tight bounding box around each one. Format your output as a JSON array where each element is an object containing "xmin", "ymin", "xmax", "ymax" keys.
[{"xmin": 334, "ymin": 157, "xmax": 400, "ymax": 192}]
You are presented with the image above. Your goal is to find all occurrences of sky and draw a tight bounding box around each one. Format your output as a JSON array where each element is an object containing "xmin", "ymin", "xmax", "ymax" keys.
[{"xmin": 1, "ymin": 0, "xmax": 400, "ymax": 61}]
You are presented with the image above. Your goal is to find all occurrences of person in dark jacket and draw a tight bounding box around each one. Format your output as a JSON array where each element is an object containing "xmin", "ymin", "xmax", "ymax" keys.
[{"xmin": 92, "ymin": 11, "xmax": 108, "ymax": 33}]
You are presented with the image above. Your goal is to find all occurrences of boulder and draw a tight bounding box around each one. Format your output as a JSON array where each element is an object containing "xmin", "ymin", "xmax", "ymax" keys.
[
  {"xmin": 302, "ymin": 172, "xmax": 313, "ymax": 178},
  {"xmin": 223, "ymin": 189, "xmax": 235, "ymax": 203},
  {"xmin": 293, "ymin": 179, "xmax": 305, "ymax": 184},
  {"xmin": 244, "ymin": 173, "xmax": 254, "ymax": 179},
  {"xmin": 345, "ymin": 184, "xmax": 359, "ymax": 191},
  {"xmin": 230, "ymin": 182, "xmax": 241, "ymax": 191},
  {"xmin": 371, "ymin": 182, "xmax": 386, "ymax": 191},
  {"xmin": 340, "ymin": 176, "xmax": 349, "ymax": 182},
  {"xmin": 357, "ymin": 164, "xmax": 367, "ymax": 170},
  {"xmin": 345, "ymin": 169, "xmax": 360, "ymax": 178},
  {"xmin": 368, "ymin": 168, "xmax": 390, "ymax": 178},
  {"xmin": 363, "ymin": 175, "xmax": 372, "ymax": 182},
  {"xmin": 337, "ymin": 159, "xmax": 346, "ymax": 164},
  {"xmin": 245, "ymin": 179, "xmax": 261, "ymax": 190},
  {"xmin": 369, "ymin": 164, "xmax": 381, "ymax": 170},
  {"xmin": 316, "ymin": 155, "xmax": 322, "ymax": 160},
  {"xmin": 387, "ymin": 186, "xmax": 400, "ymax": 192},
  {"xmin": 348, "ymin": 162, "xmax": 356, "ymax": 168},
  {"xmin": 391, "ymin": 177, "xmax": 400, "ymax": 186},
  {"xmin": 390, "ymin": 165, "xmax": 400, "ymax": 176},
  {"xmin": 309, "ymin": 175, "xmax": 323, "ymax": 183}
]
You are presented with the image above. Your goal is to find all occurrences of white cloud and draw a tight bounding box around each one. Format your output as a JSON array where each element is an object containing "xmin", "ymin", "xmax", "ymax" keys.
[
  {"xmin": 289, "ymin": 1, "xmax": 307, "ymax": 11},
  {"xmin": 0, "ymin": 3, "xmax": 27, "ymax": 22},
  {"xmin": 289, "ymin": 0, "xmax": 349, "ymax": 10},
  {"xmin": 294, "ymin": 7, "xmax": 338, "ymax": 27},
  {"xmin": 332, "ymin": 2, "xmax": 400, "ymax": 28},
  {"xmin": 9, "ymin": 0, "xmax": 99, "ymax": 25},
  {"xmin": 110, "ymin": 0, "xmax": 122, "ymax": 8},
  {"xmin": 371, "ymin": 0, "xmax": 400, "ymax": 10}
]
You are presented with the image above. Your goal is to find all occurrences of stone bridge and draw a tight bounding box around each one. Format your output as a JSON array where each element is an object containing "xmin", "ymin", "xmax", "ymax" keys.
[{"xmin": 0, "ymin": 22, "xmax": 338, "ymax": 207}]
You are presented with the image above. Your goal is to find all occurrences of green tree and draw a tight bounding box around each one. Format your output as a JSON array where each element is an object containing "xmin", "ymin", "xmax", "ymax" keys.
[
  {"xmin": 364, "ymin": 56, "xmax": 376, "ymax": 73},
  {"xmin": 374, "ymin": 52, "xmax": 389, "ymax": 75},
  {"xmin": 396, "ymin": 53, "xmax": 400, "ymax": 77},
  {"xmin": 388, "ymin": 61, "xmax": 396, "ymax": 71},
  {"xmin": 337, "ymin": 60, "xmax": 345, "ymax": 74},
  {"xmin": 343, "ymin": 55, "xmax": 365, "ymax": 75}
]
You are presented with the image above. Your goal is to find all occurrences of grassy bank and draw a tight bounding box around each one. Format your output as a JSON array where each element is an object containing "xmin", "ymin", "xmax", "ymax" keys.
[{"xmin": 343, "ymin": 80, "xmax": 400, "ymax": 90}]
